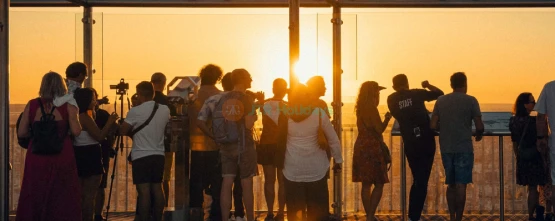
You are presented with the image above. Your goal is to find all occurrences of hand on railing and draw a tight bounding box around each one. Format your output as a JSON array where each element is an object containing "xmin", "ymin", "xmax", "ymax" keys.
[{"xmin": 333, "ymin": 163, "xmax": 342, "ymax": 173}]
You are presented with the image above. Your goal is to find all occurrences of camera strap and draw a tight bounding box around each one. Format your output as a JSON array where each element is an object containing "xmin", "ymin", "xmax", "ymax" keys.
[{"xmin": 129, "ymin": 103, "xmax": 159, "ymax": 138}]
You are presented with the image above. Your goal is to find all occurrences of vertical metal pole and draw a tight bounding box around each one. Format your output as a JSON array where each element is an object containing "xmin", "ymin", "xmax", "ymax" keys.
[
  {"xmin": 499, "ymin": 136, "xmax": 504, "ymax": 221},
  {"xmin": 401, "ymin": 140, "xmax": 407, "ymax": 221},
  {"xmin": 331, "ymin": 1, "xmax": 343, "ymax": 218},
  {"xmin": 0, "ymin": 1, "xmax": 9, "ymax": 220},
  {"xmin": 83, "ymin": 6, "xmax": 93, "ymax": 88},
  {"xmin": 288, "ymin": 0, "xmax": 299, "ymax": 87}
]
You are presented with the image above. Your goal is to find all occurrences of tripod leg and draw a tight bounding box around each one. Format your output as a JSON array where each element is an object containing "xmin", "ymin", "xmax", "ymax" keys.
[{"xmin": 105, "ymin": 135, "xmax": 122, "ymax": 221}]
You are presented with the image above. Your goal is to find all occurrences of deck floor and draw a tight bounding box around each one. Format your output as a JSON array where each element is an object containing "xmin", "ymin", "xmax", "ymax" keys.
[{"xmin": 8, "ymin": 213, "xmax": 533, "ymax": 221}]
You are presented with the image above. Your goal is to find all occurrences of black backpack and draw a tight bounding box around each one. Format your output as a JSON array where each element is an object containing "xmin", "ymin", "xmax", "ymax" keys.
[{"xmin": 31, "ymin": 99, "xmax": 65, "ymax": 155}]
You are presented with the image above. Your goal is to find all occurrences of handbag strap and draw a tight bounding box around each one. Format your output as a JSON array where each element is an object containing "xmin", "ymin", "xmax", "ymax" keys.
[
  {"xmin": 517, "ymin": 117, "xmax": 531, "ymax": 148},
  {"xmin": 129, "ymin": 103, "xmax": 159, "ymax": 137}
]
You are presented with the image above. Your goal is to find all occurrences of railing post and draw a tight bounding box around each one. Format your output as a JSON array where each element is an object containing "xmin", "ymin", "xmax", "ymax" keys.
[
  {"xmin": 499, "ymin": 136, "xmax": 504, "ymax": 221},
  {"xmin": 400, "ymin": 140, "xmax": 407, "ymax": 221},
  {"xmin": 83, "ymin": 5, "xmax": 93, "ymax": 88},
  {"xmin": 0, "ymin": 0, "xmax": 9, "ymax": 220},
  {"xmin": 288, "ymin": 0, "xmax": 299, "ymax": 87}
]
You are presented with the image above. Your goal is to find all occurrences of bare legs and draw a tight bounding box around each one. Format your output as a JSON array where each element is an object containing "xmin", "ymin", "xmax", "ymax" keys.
[
  {"xmin": 446, "ymin": 184, "xmax": 467, "ymax": 221},
  {"xmin": 361, "ymin": 182, "xmax": 384, "ymax": 221},
  {"xmin": 263, "ymin": 165, "xmax": 286, "ymax": 218}
]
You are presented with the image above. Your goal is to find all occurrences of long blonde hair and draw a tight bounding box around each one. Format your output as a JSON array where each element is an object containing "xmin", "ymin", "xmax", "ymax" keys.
[
  {"xmin": 355, "ymin": 81, "xmax": 379, "ymax": 116},
  {"xmin": 39, "ymin": 72, "xmax": 68, "ymax": 99}
]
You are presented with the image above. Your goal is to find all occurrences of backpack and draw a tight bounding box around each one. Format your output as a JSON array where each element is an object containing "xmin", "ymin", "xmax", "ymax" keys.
[
  {"xmin": 212, "ymin": 92, "xmax": 245, "ymax": 144},
  {"xmin": 31, "ymin": 99, "xmax": 65, "ymax": 155}
]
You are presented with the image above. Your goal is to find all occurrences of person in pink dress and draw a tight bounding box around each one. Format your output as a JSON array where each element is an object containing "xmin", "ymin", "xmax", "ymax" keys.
[{"xmin": 16, "ymin": 71, "xmax": 83, "ymax": 221}]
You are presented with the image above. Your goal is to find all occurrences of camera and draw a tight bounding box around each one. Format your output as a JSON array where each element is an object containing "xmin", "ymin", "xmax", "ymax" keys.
[{"xmin": 110, "ymin": 78, "xmax": 129, "ymax": 95}]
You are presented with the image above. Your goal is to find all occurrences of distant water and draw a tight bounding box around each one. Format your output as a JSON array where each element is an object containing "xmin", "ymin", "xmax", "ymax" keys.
[{"xmin": 8, "ymin": 103, "xmax": 513, "ymax": 126}]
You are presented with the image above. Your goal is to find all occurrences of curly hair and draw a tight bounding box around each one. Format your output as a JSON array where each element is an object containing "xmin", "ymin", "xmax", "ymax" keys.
[
  {"xmin": 199, "ymin": 64, "xmax": 223, "ymax": 86},
  {"xmin": 355, "ymin": 81, "xmax": 379, "ymax": 116},
  {"xmin": 512, "ymin": 92, "xmax": 533, "ymax": 117}
]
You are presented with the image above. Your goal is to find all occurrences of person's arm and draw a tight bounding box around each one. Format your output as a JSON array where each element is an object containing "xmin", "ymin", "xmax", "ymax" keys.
[
  {"xmin": 80, "ymin": 112, "xmax": 118, "ymax": 142},
  {"xmin": 430, "ymin": 102, "xmax": 440, "ymax": 130},
  {"xmin": 535, "ymin": 85, "xmax": 549, "ymax": 147},
  {"xmin": 196, "ymin": 98, "xmax": 216, "ymax": 139},
  {"xmin": 472, "ymin": 97, "xmax": 484, "ymax": 141},
  {"xmin": 422, "ymin": 81, "xmax": 444, "ymax": 94},
  {"xmin": 244, "ymin": 97, "xmax": 258, "ymax": 129},
  {"xmin": 361, "ymin": 105, "xmax": 390, "ymax": 135},
  {"xmin": 320, "ymin": 109, "xmax": 343, "ymax": 165},
  {"xmin": 17, "ymin": 102, "xmax": 31, "ymax": 138},
  {"xmin": 420, "ymin": 81, "xmax": 444, "ymax": 101},
  {"xmin": 67, "ymin": 104, "xmax": 82, "ymax": 137},
  {"xmin": 119, "ymin": 108, "xmax": 137, "ymax": 136}
]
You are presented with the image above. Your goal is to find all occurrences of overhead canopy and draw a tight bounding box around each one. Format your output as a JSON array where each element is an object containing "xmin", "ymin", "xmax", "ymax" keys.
[{"xmin": 10, "ymin": 0, "xmax": 555, "ymax": 7}]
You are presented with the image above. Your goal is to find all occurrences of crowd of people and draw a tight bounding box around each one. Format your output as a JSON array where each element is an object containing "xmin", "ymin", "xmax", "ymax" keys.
[{"xmin": 12, "ymin": 61, "xmax": 555, "ymax": 221}]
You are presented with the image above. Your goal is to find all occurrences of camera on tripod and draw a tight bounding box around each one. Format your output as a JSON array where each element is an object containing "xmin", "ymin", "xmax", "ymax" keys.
[{"xmin": 110, "ymin": 78, "xmax": 129, "ymax": 95}]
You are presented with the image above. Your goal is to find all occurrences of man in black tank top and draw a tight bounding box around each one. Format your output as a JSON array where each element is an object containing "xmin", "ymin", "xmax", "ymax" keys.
[{"xmin": 387, "ymin": 74, "xmax": 444, "ymax": 221}]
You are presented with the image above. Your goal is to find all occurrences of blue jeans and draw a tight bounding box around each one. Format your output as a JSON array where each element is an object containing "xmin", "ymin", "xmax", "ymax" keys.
[{"xmin": 441, "ymin": 152, "xmax": 474, "ymax": 185}]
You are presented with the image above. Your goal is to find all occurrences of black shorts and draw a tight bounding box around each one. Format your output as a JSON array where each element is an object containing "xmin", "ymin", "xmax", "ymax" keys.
[
  {"xmin": 74, "ymin": 144, "xmax": 104, "ymax": 178},
  {"xmin": 257, "ymin": 143, "xmax": 278, "ymax": 166},
  {"xmin": 132, "ymin": 155, "xmax": 165, "ymax": 185}
]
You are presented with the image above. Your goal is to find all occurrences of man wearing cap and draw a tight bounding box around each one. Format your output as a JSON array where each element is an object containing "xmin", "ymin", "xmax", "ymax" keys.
[{"xmin": 387, "ymin": 74, "xmax": 444, "ymax": 221}]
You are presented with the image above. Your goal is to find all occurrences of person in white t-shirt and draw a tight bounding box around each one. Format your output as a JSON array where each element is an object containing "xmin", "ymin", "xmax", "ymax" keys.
[
  {"xmin": 120, "ymin": 81, "xmax": 170, "ymax": 221},
  {"xmin": 535, "ymin": 80, "xmax": 555, "ymax": 213}
]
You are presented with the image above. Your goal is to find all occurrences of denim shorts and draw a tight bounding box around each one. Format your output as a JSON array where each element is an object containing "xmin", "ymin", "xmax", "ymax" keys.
[{"xmin": 441, "ymin": 152, "xmax": 474, "ymax": 185}]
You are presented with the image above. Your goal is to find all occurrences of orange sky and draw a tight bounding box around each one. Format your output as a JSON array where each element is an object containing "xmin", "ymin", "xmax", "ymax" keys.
[{"xmin": 8, "ymin": 7, "xmax": 555, "ymax": 105}]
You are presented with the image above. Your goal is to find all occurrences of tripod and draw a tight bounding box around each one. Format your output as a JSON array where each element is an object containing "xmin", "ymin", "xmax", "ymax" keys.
[{"xmin": 105, "ymin": 91, "xmax": 130, "ymax": 221}]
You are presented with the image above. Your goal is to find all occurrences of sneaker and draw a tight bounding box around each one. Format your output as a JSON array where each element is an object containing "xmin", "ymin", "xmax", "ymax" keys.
[
  {"xmin": 235, "ymin": 216, "xmax": 245, "ymax": 221},
  {"xmin": 274, "ymin": 213, "xmax": 284, "ymax": 221},
  {"xmin": 264, "ymin": 214, "xmax": 274, "ymax": 221}
]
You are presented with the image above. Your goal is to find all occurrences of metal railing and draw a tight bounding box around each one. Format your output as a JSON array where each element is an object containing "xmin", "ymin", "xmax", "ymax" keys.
[{"xmin": 8, "ymin": 124, "xmax": 529, "ymax": 216}]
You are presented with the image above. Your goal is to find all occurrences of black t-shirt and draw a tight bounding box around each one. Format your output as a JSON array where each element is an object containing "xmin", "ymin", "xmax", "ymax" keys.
[
  {"xmin": 387, "ymin": 89, "xmax": 443, "ymax": 140},
  {"xmin": 153, "ymin": 91, "xmax": 177, "ymax": 116}
]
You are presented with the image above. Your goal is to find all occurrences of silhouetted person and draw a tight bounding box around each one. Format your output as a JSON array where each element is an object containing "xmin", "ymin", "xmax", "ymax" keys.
[
  {"xmin": 197, "ymin": 72, "xmax": 246, "ymax": 221},
  {"xmin": 510, "ymin": 92, "xmax": 547, "ymax": 221},
  {"xmin": 431, "ymin": 72, "xmax": 484, "ymax": 221},
  {"xmin": 189, "ymin": 64, "xmax": 224, "ymax": 220},
  {"xmin": 150, "ymin": 72, "xmax": 176, "ymax": 207},
  {"xmin": 120, "ymin": 82, "xmax": 170, "ymax": 221},
  {"xmin": 535, "ymin": 80, "xmax": 555, "ymax": 215},
  {"xmin": 258, "ymin": 78, "xmax": 288, "ymax": 221},
  {"xmin": 65, "ymin": 62, "xmax": 88, "ymax": 94},
  {"xmin": 387, "ymin": 74, "xmax": 443, "ymax": 221},
  {"xmin": 353, "ymin": 81, "xmax": 391, "ymax": 221}
]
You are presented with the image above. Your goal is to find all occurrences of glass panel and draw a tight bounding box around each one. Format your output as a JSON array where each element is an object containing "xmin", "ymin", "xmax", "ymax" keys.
[{"xmin": 9, "ymin": 10, "xmax": 79, "ymax": 212}]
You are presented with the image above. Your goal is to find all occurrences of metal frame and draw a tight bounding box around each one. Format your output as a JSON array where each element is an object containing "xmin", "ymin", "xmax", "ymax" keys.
[
  {"xmin": 3, "ymin": 1, "xmax": 555, "ymax": 220},
  {"xmin": 9, "ymin": 0, "xmax": 555, "ymax": 8},
  {"xmin": 0, "ymin": 1, "xmax": 9, "ymax": 221},
  {"xmin": 391, "ymin": 118, "xmax": 511, "ymax": 221}
]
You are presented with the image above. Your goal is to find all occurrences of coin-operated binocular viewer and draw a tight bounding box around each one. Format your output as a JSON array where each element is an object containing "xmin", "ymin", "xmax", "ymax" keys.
[{"xmin": 164, "ymin": 76, "xmax": 200, "ymax": 221}]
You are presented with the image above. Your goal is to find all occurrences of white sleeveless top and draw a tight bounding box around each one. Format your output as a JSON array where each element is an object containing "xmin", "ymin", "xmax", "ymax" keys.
[{"xmin": 73, "ymin": 131, "xmax": 99, "ymax": 146}]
